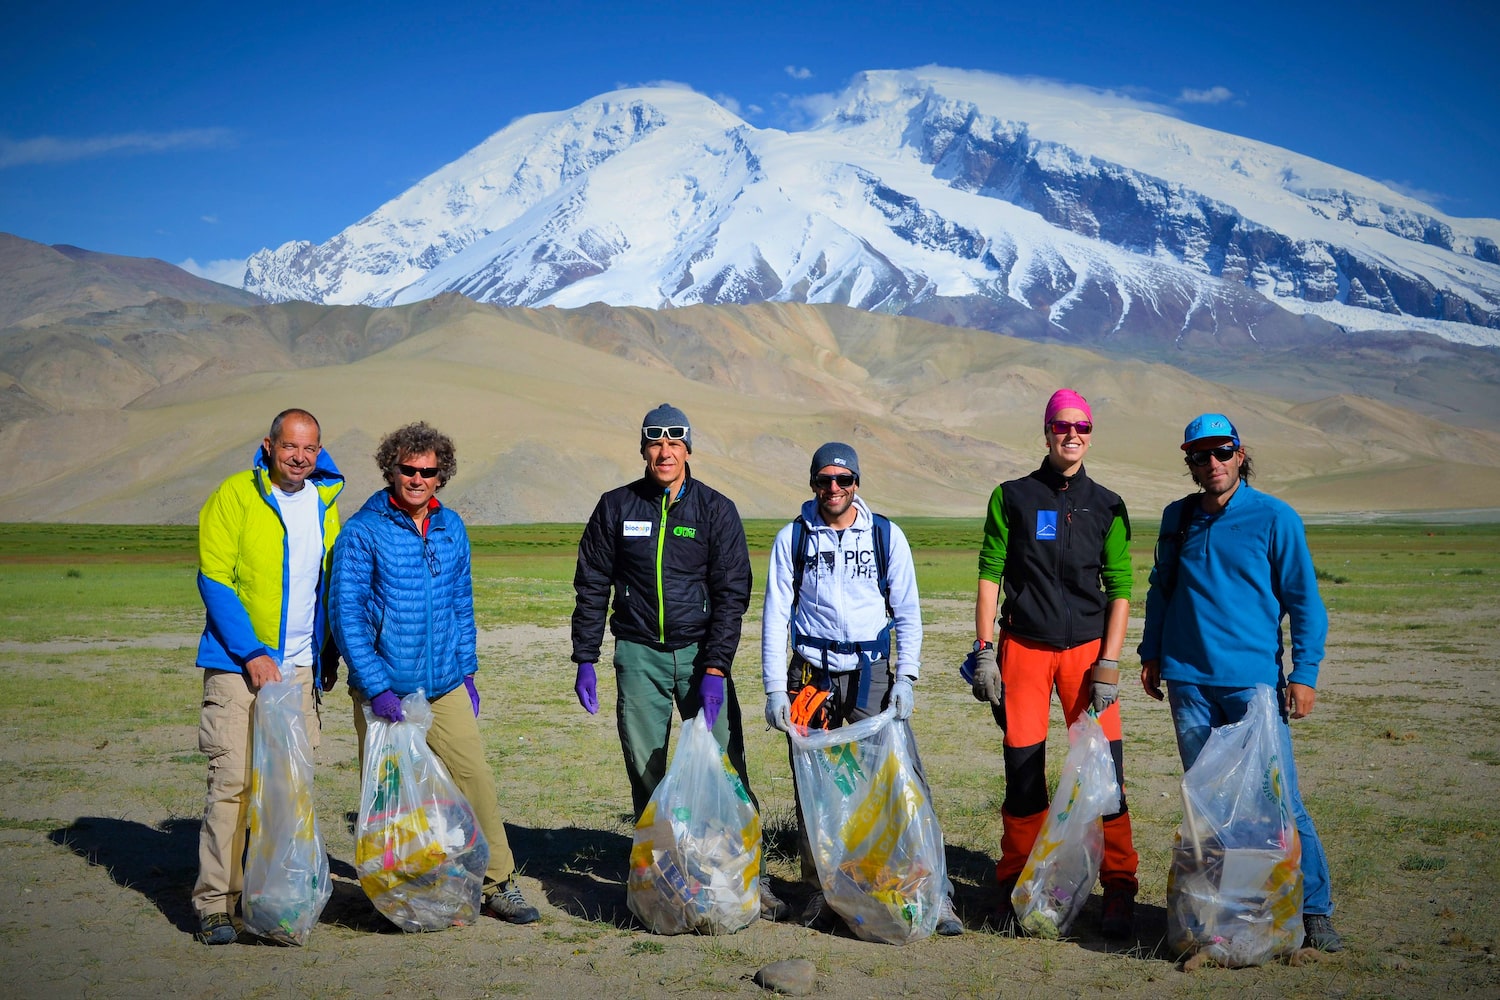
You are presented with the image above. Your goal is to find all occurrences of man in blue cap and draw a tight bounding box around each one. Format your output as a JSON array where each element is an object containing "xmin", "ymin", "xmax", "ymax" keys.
[
  {"xmin": 570, "ymin": 403, "xmax": 790, "ymax": 921},
  {"xmin": 1138, "ymin": 413, "xmax": 1343, "ymax": 952}
]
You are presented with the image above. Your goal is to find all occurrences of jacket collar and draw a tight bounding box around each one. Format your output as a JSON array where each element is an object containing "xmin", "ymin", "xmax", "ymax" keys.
[{"xmin": 1033, "ymin": 457, "xmax": 1087, "ymax": 492}]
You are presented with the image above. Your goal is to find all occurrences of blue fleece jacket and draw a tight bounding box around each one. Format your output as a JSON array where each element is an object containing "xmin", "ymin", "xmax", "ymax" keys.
[
  {"xmin": 329, "ymin": 489, "xmax": 478, "ymax": 701},
  {"xmin": 1138, "ymin": 483, "xmax": 1326, "ymax": 689}
]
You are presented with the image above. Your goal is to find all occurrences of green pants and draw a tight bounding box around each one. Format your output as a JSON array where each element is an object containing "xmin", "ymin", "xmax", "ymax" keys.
[{"xmin": 613, "ymin": 638, "xmax": 758, "ymax": 820}]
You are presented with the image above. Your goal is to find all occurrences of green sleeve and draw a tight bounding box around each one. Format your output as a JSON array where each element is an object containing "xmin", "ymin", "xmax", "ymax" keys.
[
  {"xmin": 1099, "ymin": 502, "xmax": 1132, "ymax": 601},
  {"xmin": 977, "ymin": 485, "xmax": 1008, "ymax": 583}
]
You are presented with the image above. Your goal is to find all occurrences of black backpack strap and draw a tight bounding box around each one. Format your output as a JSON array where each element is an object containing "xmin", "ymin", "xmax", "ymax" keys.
[
  {"xmin": 789, "ymin": 516, "xmax": 809, "ymax": 611},
  {"xmin": 870, "ymin": 512, "xmax": 893, "ymax": 617},
  {"xmin": 1154, "ymin": 493, "xmax": 1201, "ymax": 601}
]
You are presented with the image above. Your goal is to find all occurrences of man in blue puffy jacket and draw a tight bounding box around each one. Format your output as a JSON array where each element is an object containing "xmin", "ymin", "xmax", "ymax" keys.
[
  {"xmin": 192, "ymin": 408, "xmax": 343, "ymax": 945},
  {"xmin": 1139, "ymin": 413, "xmax": 1343, "ymax": 953},
  {"xmin": 331, "ymin": 421, "xmax": 539, "ymax": 925}
]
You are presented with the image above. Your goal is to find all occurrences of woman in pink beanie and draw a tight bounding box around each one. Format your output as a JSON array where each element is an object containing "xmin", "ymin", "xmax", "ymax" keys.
[{"xmin": 967, "ymin": 388, "xmax": 1141, "ymax": 938}]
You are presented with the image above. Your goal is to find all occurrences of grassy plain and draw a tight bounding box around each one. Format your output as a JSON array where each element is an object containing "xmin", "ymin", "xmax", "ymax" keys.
[{"xmin": 0, "ymin": 519, "xmax": 1497, "ymax": 998}]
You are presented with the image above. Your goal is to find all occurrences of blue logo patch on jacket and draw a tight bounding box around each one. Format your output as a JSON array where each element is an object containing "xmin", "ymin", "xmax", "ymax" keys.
[{"xmin": 1036, "ymin": 510, "xmax": 1058, "ymax": 541}]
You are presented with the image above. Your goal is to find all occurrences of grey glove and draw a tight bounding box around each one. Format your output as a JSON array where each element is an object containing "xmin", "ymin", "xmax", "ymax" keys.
[
  {"xmin": 972, "ymin": 658, "xmax": 1002, "ymax": 707},
  {"xmin": 890, "ymin": 678, "xmax": 914, "ymax": 720},
  {"xmin": 1091, "ymin": 658, "xmax": 1120, "ymax": 713},
  {"xmin": 765, "ymin": 692, "xmax": 791, "ymax": 732}
]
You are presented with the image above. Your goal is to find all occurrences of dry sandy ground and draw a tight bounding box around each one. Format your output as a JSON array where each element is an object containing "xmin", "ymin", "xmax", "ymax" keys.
[{"xmin": 1, "ymin": 612, "xmax": 1498, "ymax": 999}]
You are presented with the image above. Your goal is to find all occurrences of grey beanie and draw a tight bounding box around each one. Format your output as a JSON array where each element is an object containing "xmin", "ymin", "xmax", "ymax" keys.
[
  {"xmin": 641, "ymin": 402, "xmax": 692, "ymax": 453},
  {"xmin": 809, "ymin": 441, "xmax": 859, "ymax": 480}
]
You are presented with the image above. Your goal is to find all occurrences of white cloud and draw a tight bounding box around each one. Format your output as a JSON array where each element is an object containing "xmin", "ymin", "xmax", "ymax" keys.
[
  {"xmin": 1177, "ymin": 86, "xmax": 1235, "ymax": 105},
  {"xmin": 200, "ymin": 215, "xmax": 219, "ymax": 224},
  {"xmin": 618, "ymin": 78, "xmax": 696, "ymax": 92},
  {"xmin": 0, "ymin": 128, "xmax": 234, "ymax": 167},
  {"xmin": 1378, "ymin": 178, "xmax": 1448, "ymax": 208},
  {"xmin": 713, "ymin": 93, "xmax": 744, "ymax": 116},
  {"xmin": 178, "ymin": 256, "xmax": 248, "ymax": 287},
  {"xmin": 784, "ymin": 65, "xmax": 813, "ymax": 80}
]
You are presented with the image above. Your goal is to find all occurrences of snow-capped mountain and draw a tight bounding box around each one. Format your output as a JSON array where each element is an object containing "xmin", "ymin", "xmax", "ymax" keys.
[{"xmin": 243, "ymin": 68, "xmax": 1500, "ymax": 346}]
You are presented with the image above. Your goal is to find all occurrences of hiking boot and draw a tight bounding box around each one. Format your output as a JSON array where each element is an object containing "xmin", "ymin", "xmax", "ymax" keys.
[
  {"xmin": 484, "ymin": 879, "xmax": 540, "ymax": 925},
  {"xmin": 1303, "ymin": 913, "xmax": 1344, "ymax": 952},
  {"xmin": 1101, "ymin": 887, "xmax": 1135, "ymax": 940},
  {"xmin": 936, "ymin": 894, "xmax": 964, "ymax": 936},
  {"xmin": 993, "ymin": 879, "xmax": 1019, "ymax": 935},
  {"xmin": 801, "ymin": 890, "xmax": 837, "ymax": 932},
  {"xmin": 760, "ymin": 883, "xmax": 792, "ymax": 922},
  {"xmin": 197, "ymin": 912, "xmax": 237, "ymax": 945}
]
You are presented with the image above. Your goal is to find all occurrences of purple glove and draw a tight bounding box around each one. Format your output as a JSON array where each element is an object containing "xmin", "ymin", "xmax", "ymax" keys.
[
  {"xmin": 464, "ymin": 675, "xmax": 480, "ymax": 716},
  {"xmin": 700, "ymin": 672, "xmax": 726, "ymax": 730},
  {"xmin": 575, "ymin": 662, "xmax": 599, "ymax": 714},
  {"xmin": 370, "ymin": 690, "xmax": 404, "ymax": 723}
]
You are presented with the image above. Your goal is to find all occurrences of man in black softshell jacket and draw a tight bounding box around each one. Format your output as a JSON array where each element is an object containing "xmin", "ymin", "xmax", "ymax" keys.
[{"xmin": 569, "ymin": 403, "xmax": 790, "ymax": 921}]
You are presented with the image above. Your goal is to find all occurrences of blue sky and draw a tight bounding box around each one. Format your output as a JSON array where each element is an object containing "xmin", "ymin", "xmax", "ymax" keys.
[{"xmin": 3, "ymin": 0, "xmax": 1496, "ymax": 282}]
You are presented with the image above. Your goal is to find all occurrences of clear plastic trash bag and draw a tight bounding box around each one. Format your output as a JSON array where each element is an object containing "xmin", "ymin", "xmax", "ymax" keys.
[
  {"xmin": 789, "ymin": 709, "xmax": 948, "ymax": 944},
  {"xmin": 355, "ymin": 690, "xmax": 489, "ymax": 932},
  {"xmin": 1011, "ymin": 710, "xmax": 1122, "ymax": 938},
  {"xmin": 1167, "ymin": 684, "xmax": 1305, "ymax": 966},
  {"xmin": 242, "ymin": 673, "xmax": 332, "ymax": 945},
  {"xmin": 626, "ymin": 712, "xmax": 762, "ymax": 934}
]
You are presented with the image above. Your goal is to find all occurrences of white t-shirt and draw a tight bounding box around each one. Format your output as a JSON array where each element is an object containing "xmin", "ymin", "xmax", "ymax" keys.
[{"xmin": 272, "ymin": 483, "xmax": 323, "ymax": 667}]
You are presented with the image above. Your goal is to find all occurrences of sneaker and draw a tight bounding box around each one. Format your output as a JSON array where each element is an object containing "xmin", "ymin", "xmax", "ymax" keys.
[
  {"xmin": 1303, "ymin": 913, "xmax": 1344, "ymax": 952},
  {"xmin": 1101, "ymin": 887, "xmax": 1135, "ymax": 940},
  {"xmin": 197, "ymin": 912, "xmax": 237, "ymax": 945},
  {"xmin": 760, "ymin": 883, "xmax": 792, "ymax": 922},
  {"xmin": 484, "ymin": 878, "xmax": 540, "ymax": 925},
  {"xmin": 936, "ymin": 895, "xmax": 964, "ymax": 936},
  {"xmin": 801, "ymin": 890, "xmax": 837, "ymax": 932}
]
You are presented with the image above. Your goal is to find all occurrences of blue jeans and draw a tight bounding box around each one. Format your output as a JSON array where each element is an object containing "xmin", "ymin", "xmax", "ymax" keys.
[{"xmin": 1167, "ymin": 682, "xmax": 1334, "ymax": 917}]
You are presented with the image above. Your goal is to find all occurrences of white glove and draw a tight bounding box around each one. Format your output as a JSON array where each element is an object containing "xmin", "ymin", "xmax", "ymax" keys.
[
  {"xmin": 765, "ymin": 691, "xmax": 791, "ymax": 732},
  {"xmin": 891, "ymin": 678, "xmax": 915, "ymax": 720}
]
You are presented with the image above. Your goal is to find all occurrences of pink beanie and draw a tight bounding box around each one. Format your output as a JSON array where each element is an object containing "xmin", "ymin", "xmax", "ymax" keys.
[{"xmin": 1044, "ymin": 388, "xmax": 1092, "ymax": 424}]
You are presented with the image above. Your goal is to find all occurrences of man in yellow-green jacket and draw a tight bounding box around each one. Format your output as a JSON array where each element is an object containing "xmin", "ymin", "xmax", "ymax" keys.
[{"xmin": 190, "ymin": 408, "xmax": 344, "ymax": 945}]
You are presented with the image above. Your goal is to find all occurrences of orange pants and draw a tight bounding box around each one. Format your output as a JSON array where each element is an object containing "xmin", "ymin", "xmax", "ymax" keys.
[{"xmin": 995, "ymin": 633, "xmax": 1138, "ymax": 893}]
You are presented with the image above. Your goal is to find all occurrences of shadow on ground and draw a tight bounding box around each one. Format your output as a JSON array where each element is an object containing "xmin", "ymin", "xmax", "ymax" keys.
[{"xmin": 49, "ymin": 817, "xmax": 201, "ymax": 934}]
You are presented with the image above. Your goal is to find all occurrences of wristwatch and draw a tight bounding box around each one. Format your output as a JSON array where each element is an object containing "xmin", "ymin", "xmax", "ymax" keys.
[{"xmin": 972, "ymin": 639, "xmax": 994, "ymax": 653}]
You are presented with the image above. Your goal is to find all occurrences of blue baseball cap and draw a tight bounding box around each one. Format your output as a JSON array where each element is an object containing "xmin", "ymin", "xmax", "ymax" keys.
[{"xmin": 1182, "ymin": 413, "xmax": 1240, "ymax": 450}]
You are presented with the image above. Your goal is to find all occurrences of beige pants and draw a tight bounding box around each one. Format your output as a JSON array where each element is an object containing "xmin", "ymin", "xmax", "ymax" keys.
[
  {"xmin": 352, "ymin": 684, "xmax": 516, "ymax": 886},
  {"xmin": 192, "ymin": 667, "xmax": 320, "ymax": 919}
]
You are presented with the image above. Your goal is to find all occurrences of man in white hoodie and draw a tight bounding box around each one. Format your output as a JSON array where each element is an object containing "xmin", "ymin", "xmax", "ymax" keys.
[{"xmin": 760, "ymin": 442, "xmax": 961, "ymax": 936}]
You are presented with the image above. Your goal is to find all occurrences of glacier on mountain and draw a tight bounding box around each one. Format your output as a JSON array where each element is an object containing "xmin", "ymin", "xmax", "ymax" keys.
[{"xmin": 242, "ymin": 69, "xmax": 1500, "ymax": 346}]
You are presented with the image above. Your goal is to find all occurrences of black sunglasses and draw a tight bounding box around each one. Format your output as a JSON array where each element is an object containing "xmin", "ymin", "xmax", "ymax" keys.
[
  {"xmin": 396, "ymin": 463, "xmax": 440, "ymax": 479},
  {"xmin": 1185, "ymin": 445, "xmax": 1238, "ymax": 467},
  {"xmin": 642, "ymin": 425, "xmax": 688, "ymax": 441},
  {"xmin": 1048, "ymin": 420, "xmax": 1093, "ymax": 435},
  {"xmin": 812, "ymin": 473, "xmax": 857, "ymax": 490}
]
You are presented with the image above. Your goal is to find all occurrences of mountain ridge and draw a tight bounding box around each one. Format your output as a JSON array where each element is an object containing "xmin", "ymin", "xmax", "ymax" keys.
[
  {"xmin": 241, "ymin": 69, "xmax": 1500, "ymax": 347},
  {"xmin": 4, "ymin": 238, "xmax": 1499, "ymax": 524}
]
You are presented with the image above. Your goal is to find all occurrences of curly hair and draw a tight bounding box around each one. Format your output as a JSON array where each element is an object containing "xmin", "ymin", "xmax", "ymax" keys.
[{"xmin": 375, "ymin": 422, "xmax": 458, "ymax": 488}]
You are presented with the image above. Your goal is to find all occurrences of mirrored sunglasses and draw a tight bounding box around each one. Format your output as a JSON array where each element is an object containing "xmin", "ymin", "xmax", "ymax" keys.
[
  {"xmin": 642, "ymin": 425, "xmax": 689, "ymax": 441},
  {"xmin": 1185, "ymin": 445, "xmax": 1238, "ymax": 467},
  {"xmin": 1048, "ymin": 420, "xmax": 1093, "ymax": 436}
]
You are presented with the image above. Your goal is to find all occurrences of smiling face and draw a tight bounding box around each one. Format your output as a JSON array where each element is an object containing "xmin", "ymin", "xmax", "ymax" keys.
[
  {"xmin": 642, "ymin": 437, "xmax": 688, "ymax": 494},
  {"xmin": 812, "ymin": 465, "xmax": 859, "ymax": 527},
  {"xmin": 1186, "ymin": 437, "xmax": 1244, "ymax": 499},
  {"xmin": 388, "ymin": 449, "xmax": 440, "ymax": 515},
  {"xmin": 263, "ymin": 414, "xmax": 321, "ymax": 492},
  {"xmin": 1044, "ymin": 406, "xmax": 1091, "ymax": 476}
]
